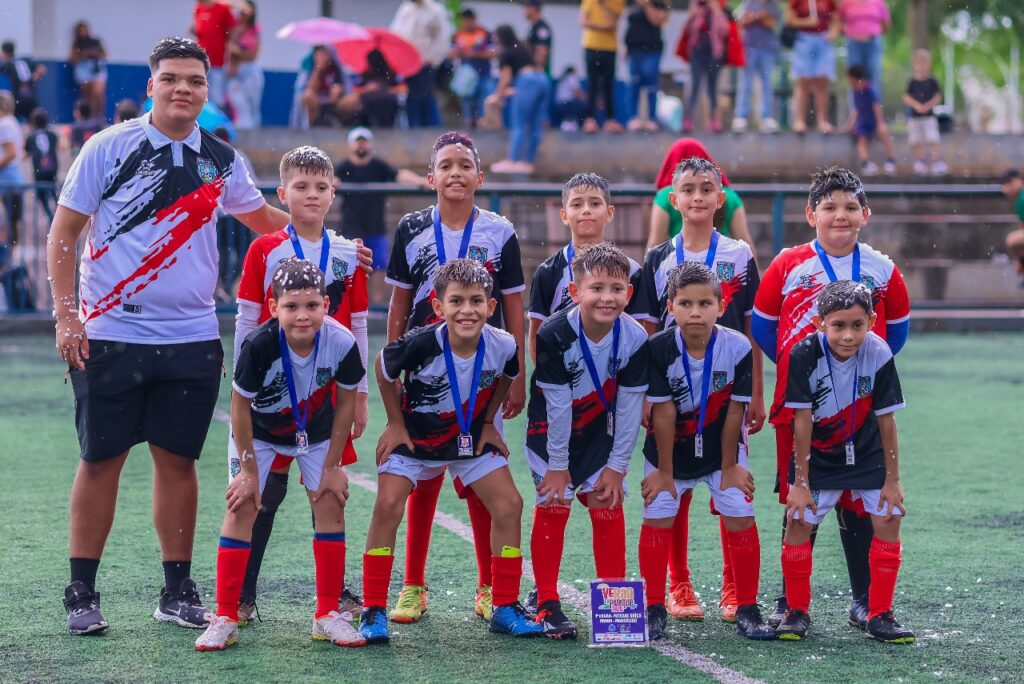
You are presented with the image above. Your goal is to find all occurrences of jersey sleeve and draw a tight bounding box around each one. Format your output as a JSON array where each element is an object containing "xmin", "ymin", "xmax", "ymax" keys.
[
  {"xmin": 618, "ymin": 338, "xmax": 650, "ymax": 392},
  {"xmin": 222, "ymin": 152, "xmax": 266, "ymax": 215},
  {"xmin": 498, "ymin": 231, "xmax": 526, "ymax": 294},
  {"xmin": 502, "ymin": 335, "xmax": 521, "ymax": 379},
  {"xmin": 872, "ymin": 355, "xmax": 905, "ymax": 416},
  {"xmin": 533, "ymin": 329, "xmax": 570, "ymax": 390},
  {"xmin": 232, "ymin": 334, "xmax": 265, "ymax": 398},
  {"xmin": 882, "ymin": 265, "xmax": 910, "ymax": 354},
  {"xmin": 57, "ymin": 134, "xmax": 107, "ymax": 216},
  {"xmin": 753, "ymin": 256, "xmax": 785, "ymax": 321},
  {"xmin": 731, "ymin": 348, "xmax": 753, "ymax": 403},
  {"xmin": 380, "ymin": 328, "xmax": 429, "ymax": 382},
  {"xmin": 624, "ymin": 262, "xmax": 644, "ymax": 316},
  {"xmin": 633, "ymin": 249, "xmax": 660, "ymax": 322},
  {"xmin": 385, "ymin": 220, "xmax": 413, "ymax": 288},
  {"xmin": 527, "ymin": 262, "xmax": 555, "ymax": 321},
  {"xmin": 236, "ymin": 239, "xmax": 269, "ymax": 304},
  {"xmin": 349, "ymin": 264, "xmax": 370, "ymax": 316},
  {"xmin": 646, "ymin": 337, "xmax": 673, "ymax": 403},
  {"xmin": 742, "ymin": 249, "xmax": 760, "ymax": 316},
  {"xmin": 784, "ymin": 340, "xmax": 816, "ymax": 409},
  {"xmin": 335, "ymin": 342, "xmax": 365, "ymax": 390}
]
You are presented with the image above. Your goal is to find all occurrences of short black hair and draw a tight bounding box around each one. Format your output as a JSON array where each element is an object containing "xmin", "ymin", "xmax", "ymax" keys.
[
  {"xmin": 429, "ymin": 130, "xmax": 481, "ymax": 170},
  {"xmin": 115, "ymin": 98, "xmax": 140, "ymax": 122},
  {"xmin": 808, "ymin": 166, "xmax": 868, "ymax": 210},
  {"xmin": 1, "ymin": 41, "xmax": 14, "ymax": 56},
  {"xmin": 30, "ymin": 107, "xmax": 48, "ymax": 129},
  {"xmin": 672, "ymin": 157, "xmax": 723, "ymax": 188},
  {"xmin": 562, "ymin": 172, "xmax": 611, "ymax": 206},
  {"xmin": 148, "ymin": 37, "xmax": 211, "ymax": 74},
  {"xmin": 848, "ymin": 65, "xmax": 868, "ymax": 80},
  {"xmin": 433, "ymin": 258, "xmax": 494, "ymax": 299},
  {"xmin": 461, "ymin": 9, "xmax": 477, "ymax": 19},
  {"xmin": 1001, "ymin": 168, "xmax": 1021, "ymax": 183},
  {"xmin": 816, "ymin": 279, "xmax": 874, "ymax": 318},
  {"xmin": 666, "ymin": 262, "xmax": 722, "ymax": 302},
  {"xmin": 570, "ymin": 242, "xmax": 631, "ymax": 283},
  {"xmin": 280, "ymin": 145, "xmax": 334, "ymax": 183},
  {"xmin": 75, "ymin": 100, "xmax": 91, "ymax": 118},
  {"xmin": 271, "ymin": 259, "xmax": 326, "ymax": 299}
]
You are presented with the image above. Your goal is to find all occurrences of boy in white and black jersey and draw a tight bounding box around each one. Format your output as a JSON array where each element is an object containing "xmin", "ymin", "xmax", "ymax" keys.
[
  {"xmin": 194, "ymin": 259, "xmax": 365, "ymax": 652},
  {"xmin": 778, "ymin": 280, "xmax": 913, "ymax": 644},
  {"xmin": 525, "ymin": 243, "xmax": 649, "ymax": 640}
]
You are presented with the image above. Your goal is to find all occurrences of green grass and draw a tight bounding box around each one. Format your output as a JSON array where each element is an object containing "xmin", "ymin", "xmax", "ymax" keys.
[{"xmin": 1, "ymin": 333, "xmax": 1022, "ymax": 683}]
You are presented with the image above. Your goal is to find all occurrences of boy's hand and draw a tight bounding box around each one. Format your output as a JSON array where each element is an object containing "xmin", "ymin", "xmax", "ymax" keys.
[
  {"xmin": 376, "ymin": 423, "xmax": 414, "ymax": 465},
  {"xmin": 313, "ymin": 465, "xmax": 350, "ymax": 506},
  {"xmin": 502, "ymin": 375, "xmax": 526, "ymax": 419},
  {"xmin": 785, "ymin": 484, "xmax": 816, "ymax": 523},
  {"xmin": 878, "ymin": 478, "xmax": 906, "ymax": 521},
  {"xmin": 593, "ymin": 468, "xmax": 626, "ymax": 509},
  {"xmin": 640, "ymin": 399, "xmax": 653, "ymax": 429},
  {"xmin": 226, "ymin": 471, "xmax": 261, "ymax": 513},
  {"xmin": 353, "ymin": 238, "xmax": 373, "ymax": 274},
  {"xmin": 720, "ymin": 465, "xmax": 755, "ymax": 498},
  {"xmin": 477, "ymin": 422, "xmax": 509, "ymax": 456},
  {"xmin": 353, "ymin": 392, "xmax": 369, "ymax": 439},
  {"xmin": 640, "ymin": 469, "xmax": 676, "ymax": 506},
  {"xmin": 537, "ymin": 469, "xmax": 572, "ymax": 507},
  {"xmin": 747, "ymin": 395, "xmax": 766, "ymax": 434}
]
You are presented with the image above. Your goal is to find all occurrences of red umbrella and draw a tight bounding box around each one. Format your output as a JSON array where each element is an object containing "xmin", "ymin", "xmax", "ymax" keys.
[{"xmin": 335, "ymin": 28, "xmax": 423, "ymax": 78}]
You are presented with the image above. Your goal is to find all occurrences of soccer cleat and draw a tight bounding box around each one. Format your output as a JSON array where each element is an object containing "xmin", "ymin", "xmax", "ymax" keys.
[
  {"xmin": 883, "ymin": 160, "xmax": 897, "ymax": 175},
  {"xmin": 535, "ymin": 600, "xmax": 578, "ymax": 640},
  {"xmin": 647, "ymin": 604, "xmax": 668, "ymax": 641},
  {"xmin": 523, "ymin": 586, "xmax": 539, "ymax": 616},
  {"xmin": 767, "ymin": 595, "xmax": 789, "ymax": 628},
  {"xmin": 867, "ymin": 612, "xmax": 915, "ymax": 644},
  {"xmin": 237, "ymin": 600, "xmax": 257, "ymax": 627},
  {"xmin": 731, "ymin": 117, "xmax": 748, "ymax": 133},
  {"xmin": 667, "ymin": 582, "xmax": 704, "ymax": 621},
  {"xmin": 913, "ymin": 160, "xmax": 929, "ymax": 176},
  {"xmin": 489, "ymin": 603, "xmax": 545, "ymax": 637},
  {"xmin": 861, "ymin": 161, "xmax": 880, "ymax": 176},
  {"xmin": 719, "ymin": 583, "xmax": 738, "ymax": 623},
  {"xmin": 761, "ymin": 117, "xmax": 780, "ymax": 134},
  {"xmin": 848, "ymin": 595, "xmax": 869, "ymax": 631},
  {"xmin": 195, "ymin": 615, "xmax": 239, "ymax": 651},
  {"xmin": 388, "ymin": 584, "xmax": 427, "ymax": 623},
  {"xmin": 776, "ymin": 608, "xmax": 811, "ymax": 641},
  {"xmin": 474, "ymin": 585, "xmax": 493, "ymax": 621},
  {"xmin": 313, "ymin": 610, "xmax": 367, "ymax": 647},
  {"xmin": 339, "ymin": 587, "xmax": 363, "ymax": 617},
  {"xmin": 64, "ymin": 581, "xmax": 109, "ymax": 636},
  {"xmin": 154, "ymin": 578, "xmax": 209, "ymax": 628},
  {"xmin": 735, "ymin": 605, "xmax": 777, "ymax": 640},
  {"xmin": 359, "ymin": 606, "xmax": 391, "ymax": 645},
  {"xmin": 930, "ymin": 160, "xmax": 949, "ymax": 176}
]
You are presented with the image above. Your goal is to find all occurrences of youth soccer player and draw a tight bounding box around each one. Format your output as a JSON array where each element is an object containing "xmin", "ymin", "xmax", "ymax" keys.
[
  {"xmin": 361, "ymin": 259, "xmax": 543, "ymax": 643},
  {"xmin": 384, "ymin": 131, "xmax": 527, "ymax": 622},
  {"xmin": 230, "ymin": 146, "xmax": 369, "ymax": 622},
  {"xmin": 640, "ymin": 263, "xmax": 774, "ymax": 641},
  {"xmin": 777, "ymin": 280, "xmax": 913, "ymax": 644},
  {"xmin": 751, "ymin": 166, "xmax": 911, "ymax": 629},
  {"xmin": 634, "ymin": 157, "xmax": 764, "ymax": 623},
  {"xmin": 195, "ymin": 259, "xmax": 366, "ymax": 651},
  {"xmin": 525, "ymin": 242, "xmax": 649, "ymax": 639}
]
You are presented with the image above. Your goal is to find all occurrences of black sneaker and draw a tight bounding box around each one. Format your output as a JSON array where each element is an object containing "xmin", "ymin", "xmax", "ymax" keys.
[
  {"xmin": 535, "ymin": 600, "xmax": 578, "ymax": 639},
  {"xmin": 153, "ymin": 577, "xmax": 208, "ymax": 628},
  {"xmin": 647, "ymin": 604, "xmax": 668, "ymax": 641},
  {"xmin": 339, "ymin": 586, "xmax": 363, "ymax": 616},
  {"xmin": 523, "ymin": 586, "xmax": 538, "ymax": 617},
  {"xmin": 735, "ymin": 604, "xmax": 777, "ymax": 640},
  {"xmin": 866, "ymin": 612, "xmax": 915, "ymax": 644},
  {"xmin": 848, "ymin": 594, "xmax": 869, "ymax": 631},
  {"xmin": 64, "ymin": 581, "xmax": 109, "ymax": 635},
  {"xmin": 776, "ymin": 608, "xmax": 811, "ymax": 641},
  {"xmin": 767, "ymin": 595, "xmax": 789, "ymax": 629}
]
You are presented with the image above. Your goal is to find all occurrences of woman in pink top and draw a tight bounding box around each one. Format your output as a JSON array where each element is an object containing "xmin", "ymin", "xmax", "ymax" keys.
[
  {"xmin": 227, "ymin": 0, "xmax": 264, "ymax": 129},
  {"xmin": 838, "ymin": 0, "xmax": 889, "ymax": 96}
]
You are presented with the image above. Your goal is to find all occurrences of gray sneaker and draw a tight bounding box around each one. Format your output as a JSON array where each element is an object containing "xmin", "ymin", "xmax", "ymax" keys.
[
  {"xmin": 64, "ymin": 581, "xmax": 109, "ymax": 635},
  {"xmin": 154, "ymin": 578, "xmax": 208, "ymax": 628}
]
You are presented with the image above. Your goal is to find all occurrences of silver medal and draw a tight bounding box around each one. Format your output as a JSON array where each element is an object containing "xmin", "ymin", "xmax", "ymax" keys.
[
  {"xmin": 845, "ymin": 441, "xmax": 855, "ymax": 466},
  {"xmin": 296, "ymin": 430, "xmax": 309, "ymax": 455},
  {"xmin": 695, "ymin": 434, "xmax": 704, "ymax": 459},
  {"xmin": 458, "ymin": 434, "xmax": 474, "ymax": 457}
]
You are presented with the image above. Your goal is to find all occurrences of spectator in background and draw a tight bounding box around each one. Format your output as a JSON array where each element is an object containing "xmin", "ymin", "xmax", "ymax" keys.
[
  {"xmin": 68, "ymin": 101, "xmax": 106, "ymax": 158},
  {"xmin": 191, "ymin": 0, "xmax": 236, "ymax": 108},
  {"xmin": 523, "ymin": 0, "xmax": 552, "ymax": 74},
  {"xmin": 732, "ymin": 0, "xmax": 781, "ymax": 133},
  {"xmin": 0, "ymin": 91, "xmax": 24, "ymax": 245},
  {"xmin": 0, "ymin": 41, "xmax": 46, "ymax": 122},
  {"xmin": 580, "ymin": 0, "xmax": 625, "ymax": 133},
  {"xmin": 903, "ymin": 49, "xmax": 947, "ymax": 176},
  {"xmin": 114, "ymin": 98, "xmax": 140, "ymax": 124},
  {"xmin": 785, "ymin": 0, "xmax": 839, "ymax": 134},
  {"xmin": 450, "ymin": 9, "xmax": 496, "ymax": 129},
  {"xmin": 838, "ymin": 0, "xmax": 889, "ymax": 98},
  {"xmin": 554, "ymin": 66, "xmax": 588, "ymax": 131},
  {"xmin": 625, "ymin": 0, "xmax": 670, "ymax": 133},
  {"xmin": 227, "ymin": 0, "xmax": 263, "ymax": 129},
  {"xmin": 355, "ymin": 50, "xmax": 403, "ymax": 129},
  {"xmin": 1003, "ymin": 169, "xmax": 1024, "ymax": 284},
  {"xmin": 25, "ymin": 108, "xmax": 58, "ymax": 221},
  {"xmin": 390, "ymin": 0, "xmax": 451, "ymax": 128},
  {"xmin": 842, "ymin": 65, "xmax": 895, "ymax": 175},
  {"xmin": 679, "ymin": 0, "xmax": 731, "ymax": 133},
  {"xmin": 302, "ymin": 45, "xmax": 356, "ymax": 127},
  {"xmin": 69, "ymin": 22, "xmax": 108, "ymax": 122},
  {"xmin": 489, "ymin": 25, "xmax": 550, "ymax": 175}
]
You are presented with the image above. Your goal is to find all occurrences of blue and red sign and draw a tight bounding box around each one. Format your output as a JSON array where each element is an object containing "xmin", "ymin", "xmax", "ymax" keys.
[{"xmin": 589, "ymin": 579, "xmax": 648, "ymax": 647}]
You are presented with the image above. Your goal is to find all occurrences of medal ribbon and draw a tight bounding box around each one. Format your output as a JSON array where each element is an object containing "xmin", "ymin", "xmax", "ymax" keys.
[
  {"xmin": 287, "ymin": 224, "xmax": 330, "ymax": 274},
  {"xmin": 814, "ymin": 239, "xmax": 860, "ymax": 283},
  {"xmin": 821, "ymin": 333, "xmax": 858, "ymax": 447},
  {"xmin": 278, "ymin": 327, "xmax": 321, "ymax": 437},
  {"xmin": 577, "ymin": 314, "xmax": 621, "ymax": 414},
  {"xmin": 566, "ymin": 242, "xmax": 574, "ymax": 281},
  {"xmin": 675, "ymin": 230, "xmax": 719, "ymax": 268},
  {"xmin": 433, "ymin": 205, "xmax": 477, "ymax": 265},
  {"xmin": 442, "ymin": 325, "xmax": 487, "ymax": 437},
  {"xmin": 679, "ymin": 327, "xmax": 718, "ymax": 437}
]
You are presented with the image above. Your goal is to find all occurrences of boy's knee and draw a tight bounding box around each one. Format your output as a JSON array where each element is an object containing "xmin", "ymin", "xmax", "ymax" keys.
[{"xmin": 489, "ymin": 490, "xmax": 523, "ymax": 521}]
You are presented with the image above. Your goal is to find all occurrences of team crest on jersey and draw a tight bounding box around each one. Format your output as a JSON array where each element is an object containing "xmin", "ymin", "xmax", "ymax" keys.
[
  {"xmin": 856, "ymin": 375, "xmax": 872, "ymax": 398},
  {"xmin": 137, "ymin": 158, "xmax": 157, "ymax": 178},
  {"xmin": 715, "ymin": 261, "xmax": 735, "ymax": 282},
  {"xmin": 712, "ymin": 370, "xmax": 728, "ymax": 392},
  {"xmin": 478, "ymin": 369, "xmax": 497, "ymax": 389},
  {"xmin": 466, "ymin": 245, "xmax": 489, "ymax": 264},
  {"xmin": 316, "ymin": 367, "xmax": 333, "ymax": 387},
  {"xmin": 798, "ymin": 273, "xmax": 817, "ymax": 288},
  {"xmin": 197, "ymin": 158, "xmax": 217, "ymax": 184},
  {"xmin": 332, "ymin": 257, "xmax": 349, "ymax": 280},
  {"xmin": 859, "ymin": 275, "xmax": 876, "ymax": 290}
]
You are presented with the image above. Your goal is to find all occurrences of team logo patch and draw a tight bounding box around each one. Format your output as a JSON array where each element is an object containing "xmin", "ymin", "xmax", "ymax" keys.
[
  {"xmin": 798, "ymin": 273, "xmax": 817, "ymax": 288},
  {"xmin": 479, "ymin": 369, "xmax": 497, "ymax": 389},
  {"xmin": 229, "ymin": 457, "xmax": 241, "ymax": 479},
  {"xmin": 137, "ymin": 158, "xmax": 157, "ymax": 178},
  {"xmin": 466, "ymin": 245, "xmax": 489, "ymax": 264},
  {"xmin": 856, "ymin": 375, "xmax": 872, "ymax": 398},
  {"xmin": 859, "ymin": 275, "xmax": 876, "ymax": 290},
  {"xmin": 316, "ymin": 367, "xmax": 333, "ymax": 387},
  {"xmin": 712, "ymin": 370, "xmax": 728, "ymax": 392},
  {"xmin": 715, "ymin": 261, "xmax": 735, "ymax": 282},
  {"xmin": 197, "ymin": 158, "xmax": 218, "ymax": 184},
  {"xmin": 332, "ymin": 257, "xmax": 349, "ymax": 280}
]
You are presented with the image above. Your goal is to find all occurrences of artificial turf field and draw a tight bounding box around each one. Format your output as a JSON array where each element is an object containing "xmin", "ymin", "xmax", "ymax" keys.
[{"xmin": 1, "ymin": 331, "xmax": 1022, "ymax": 684}]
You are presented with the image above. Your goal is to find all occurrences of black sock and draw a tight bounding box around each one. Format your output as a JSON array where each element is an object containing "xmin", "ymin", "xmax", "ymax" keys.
[
  {"xmin": 163, "ymin": 560, "xmax": 192, "ymax": 591},
  {"xmin": 777, "ymin": 513, "xmax": 819, "ymax": 599},
  {"xmin": 837, "ymin": 507, "xmax": 873, "ymax": 599},
  {"xmin": 70, "ymin": 558, "xmax": 100, "ymax": 591},
  {"xmin": 242, "ymin": 471, "xmax": 289, "ymax": 603}
]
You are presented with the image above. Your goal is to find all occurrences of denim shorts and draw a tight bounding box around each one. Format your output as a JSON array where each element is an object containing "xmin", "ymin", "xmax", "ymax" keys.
[{"xmin": 791, "ymin": 32, "xmax": 835, "ymax": 80}]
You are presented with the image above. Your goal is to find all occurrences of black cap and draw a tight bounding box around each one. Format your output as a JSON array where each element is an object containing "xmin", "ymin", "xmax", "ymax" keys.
[{"xmin": 1001, "ymin": 169, "xmax": 1021, "ymax": 183}]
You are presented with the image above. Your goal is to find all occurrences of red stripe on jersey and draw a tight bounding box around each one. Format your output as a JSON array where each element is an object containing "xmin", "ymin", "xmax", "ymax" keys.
[
  {"xmin": 570, "ymin": 378, "xmax": 618, "ymax": 431},
  {"xmin": 266, "ymin": 381, "xmax": 334, "ymax": 438},
  {"xmin": 408, "ymin": 384, "xmax": 499, "ymax": 449},
  {"xmin": 811, "ymin": 393, "xmax": 875, "ymax": 452},
  {"xmin": 673, "ymin": 383, "xmax": 733, "ymax": 439}
]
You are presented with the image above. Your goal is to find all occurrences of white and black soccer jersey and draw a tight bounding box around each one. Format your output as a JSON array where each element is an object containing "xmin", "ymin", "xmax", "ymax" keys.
[
  {"xmin": 644, "ymin": 326, "xmax": 753, "ymax": 479},
  {"xmin": 59, "ymin": 112, "xmax": 265, "ymax": 344},
  {"xmin": 385, "ymin": 206, "xmax": 526, "ymax": 331},
  {"xmin": 526, "ymin": 307, "xmax": 650, "ymax": 486},
  {"xmin": 634, "ymin": 234, "xmax": 759, "ymax": 333},
  {"xmin": 234, "ymin": 318, "xmax": 364, "ymax": 446},
  {"xmin": 784, "ymin": 331, "xmax": 905, "ymax": 490},
  {"xmin": 527, "ymin": 244, "xmax": 643, "ymax": 322},
  {"xmin": 380, "ymin": 323, "xmax": 519, "ymax": 461}
]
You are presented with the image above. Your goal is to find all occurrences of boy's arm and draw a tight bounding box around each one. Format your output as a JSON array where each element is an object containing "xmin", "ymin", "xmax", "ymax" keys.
[
  {"xmin": 501, "ymin": 290, "xmax": 527, "ymax": 419},
  {"xmin": 386, "ymin": 286, "xmax": 413, "ymax": 343},
  {"xmin": 325, "ymin": 386, "xmax": 357, "ymax": 469},
  {"xmin": 528, "ymin": 317, "xmax": 543, "ymax": 366},
  {"xmin": 876, "ymin": 412, "xmax": 905, "ymax": 520},
  {"xmin": 750, "ymin": 313, "xmax": 779, "ymax": 364},
  {"xmin": 791, "ymin": 408, "xmax": 812, "ymax": 491},
  {"xmin": 641, "ymin": 399, "xmax": 679, "ymax": 506},
  {"xmin": 375, "ymin": 350, "xmax": 414, "ymax": 464},
  {"xmin": 228, "ymin": 389, "xmax": 261, "ymax": 512},
  {"xmin": 883, "ymin": 266, "xmax": 911, "ymax": 355},
  {"xmin": 719, "ymin": 400, "xmax": 755, "ymax": 496}
]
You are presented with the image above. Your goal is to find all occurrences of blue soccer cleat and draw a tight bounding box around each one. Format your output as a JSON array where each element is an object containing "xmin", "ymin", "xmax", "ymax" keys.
[
  {"xmin": 489, "ymin": 603, "xmax": 544, "ymax": 637},
  {"xmin": 359, "ymin": 606, "xmax": 391, "ymax": 645}
]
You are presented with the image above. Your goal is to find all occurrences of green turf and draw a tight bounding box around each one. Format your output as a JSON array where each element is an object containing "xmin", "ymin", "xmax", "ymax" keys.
[{"xmin": 1, "ymin": 332, "xmax": 1022, "ymax": 683}]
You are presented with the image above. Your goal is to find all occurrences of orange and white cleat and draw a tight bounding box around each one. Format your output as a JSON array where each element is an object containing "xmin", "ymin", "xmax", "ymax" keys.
[
  {"xmin": 195, "ymin": 614, "xmax": 239, "ymax": 651},
  {"xmin": 667, "ymin": 582, "xmax": 704, "ymax": 621}
]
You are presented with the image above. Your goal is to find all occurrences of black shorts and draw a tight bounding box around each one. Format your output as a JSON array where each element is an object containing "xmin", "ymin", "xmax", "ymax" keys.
[{"xmin": 70, "ymin": 339, "xmax": 224, "ymax": 462}]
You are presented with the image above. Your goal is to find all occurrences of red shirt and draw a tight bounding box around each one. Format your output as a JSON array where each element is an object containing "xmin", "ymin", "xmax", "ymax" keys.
[
  {"xmin": 789, "ymin": 0, "xmax": 837, "ymax": 33},
  {"xmin": 193, "ymin": 2, "xmax": 236, "ymax": 68}
]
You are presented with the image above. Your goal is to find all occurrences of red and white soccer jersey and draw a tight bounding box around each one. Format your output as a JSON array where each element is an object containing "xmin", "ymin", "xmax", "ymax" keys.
[
  {"xmin": 784, "ymin": 331, "xmax": 905, "ymax": 491},
  {"xmin": 753, "ymin": 240, "xmax": 910, "ymax": 425},
  {"xmin": 527, "ymin": 244, "xmax": 642, "ymax": 323},
  {"xmin": 634, "ymin": 233, "xmax": 759, "ymax": 334},
  {"xmin": 58, "ymin": 112, "xmax": 265, "ymax": 344}
]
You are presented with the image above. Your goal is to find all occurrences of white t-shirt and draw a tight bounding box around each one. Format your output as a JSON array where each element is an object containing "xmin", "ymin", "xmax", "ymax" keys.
[{"xmin": 0, "ymin": 115, "xmax": 23, "ymax": 165}]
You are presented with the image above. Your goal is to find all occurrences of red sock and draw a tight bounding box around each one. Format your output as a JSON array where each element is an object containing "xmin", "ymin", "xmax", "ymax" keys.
[
  {"xmin": 313, "ymin": 534, "xmax": 345, "ymax": 619},
  {"xmin": 465, "ymin": 489, "xmax": 493, "ymax": 587},
  {"xmin": 362, "ymin": 552, "xmax": 395, "ymax": 609},
  {"xmin": 725, "ymin": 525, "xmax": 761, "ymax": 607},
  {"xmin": 868, "ymin": 538, "xmax": 902, "ymax": 618},
  {"xmin": 215, "ymin": 538, "xmax": 251, "ymax": 621},
  {"xmin": 781, "ymin": 541, "xmax": 813, "ymax": 613},
  {"xmin": 589, "ymin": 506, "xmax": 626, "ymax": 579},
  {"xmin": 638, "ymin": 525, "xmax": 673, "ymax": 607},
  {"xmin": 403, "ymin": 473, "xmax": 443, "ymax": 586},
  {"xmin": 530, "ymin": 505, "xmax": 570, "ymax": 605},
  {"xmin": 668, "ymin": 490, "xmax": 694, "ymax": 587},
  {"xmin": 491, "ymin": 555, "xmax": 523, "ymax": 608},
  {"xmin": 719, "ymin": 516, "xmax": 735, "ymax": 589}
]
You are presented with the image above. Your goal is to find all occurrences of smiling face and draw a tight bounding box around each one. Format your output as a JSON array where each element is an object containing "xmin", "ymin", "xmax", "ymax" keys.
[
  {"xmin": 669, "ymin": 169, "xmax": 726, "ymax": 227},
  {"xmin": 668, "ymin": 282, "xmax": 724, "ymax": 341},
  {"xmin": 147, "ymin": 57, "xmax": 208, "ymax": 128},
  {"xmin": 568, "ymin": 268, "xmax": 632, "ymax": 331},
  {"xmin": 806, "ymin": 190, "xmax": 870, "ymax": 253},
  {"xmin": 814, "ymin": 305, "xmax": 877, "ymax": 362},
  {"xmin": 270, "ymin": 289, "xmax": 329, "ymax": 350},
  {"xmin": 277, "ymin": 170, "xmax": 334, "ymax": 227},
  {"xmin": 561, "ymin": 185, "xmax": 614, "ymax": 244},
  {"xmin": 428, "ymin": 144, "xmax": 483, "ymax": 202},
  {"xmin": 432, "ymin": 282, "xmax": 495, "ymax": 346}
]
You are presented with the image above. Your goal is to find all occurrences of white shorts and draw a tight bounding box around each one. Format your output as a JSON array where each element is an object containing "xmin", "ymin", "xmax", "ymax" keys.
[
  {"xmin": 642, "ymin": 460, "xmax": 755, "ymax": 519},
  {"xmin": 524, "ymin": 446, "xmax": 629, "ymax": 506},
  {"xmin": 907, "ymin": 116, "xmax": 940, "ymax": 145},
  {"xmin": 791, "ymin": 488, "xmax": 904, "ymax": 525},
  {"xmin": 408, "ymin": 414, "xmax": 506, "ymax": 487},
  {"xmin": 379, "ymin": 452, "xmax": 509, "ymax": 493},
  {"xmin": 232, "ymin": 438, "xmax": 334, "ymax": 494}
]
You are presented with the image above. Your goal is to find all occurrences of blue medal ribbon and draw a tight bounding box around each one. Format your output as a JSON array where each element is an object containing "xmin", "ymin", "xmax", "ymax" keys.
[
  {"xmin": 577, "ymin": 314, "xmax": 621, "ymax": 415},
  {"xmin": 675, "ymin": 230, "xmax": 720, "ymax": 269},
  {"xmin": 433, "ymin": 205, "xmax": 477, "ymax": 265},
  {"xmin": 442, "ymin": 325, "xmax": 487, "ymax": 438},
  {"xmin": 566, "ymin": 242, "xmax": 574, "ymax": 281},
  {"xmin": 814, "ymin": 239, "xmax": 860, "ymax": 283},
  {"xmin": 821, "ymin": 333, "xmax": 858, "ymax": 452},
  {"xmin": 679, "ymin": 326, "xmax": 718, "ymax": 439},
  {"xmin": 287, "ymin": 224, "xmax": 330, "ymax": 274},
  {"xmin": 278, "ymin": 327, "xmax": 321, "ymax": 441}
]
